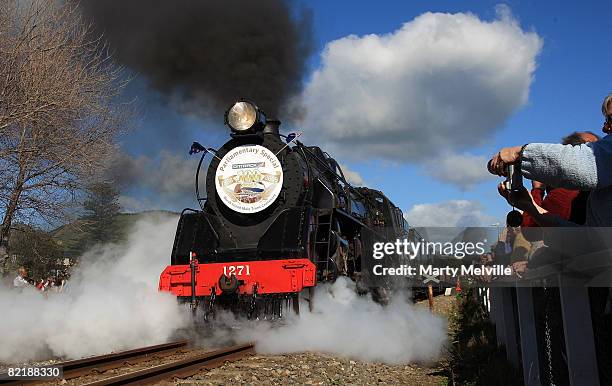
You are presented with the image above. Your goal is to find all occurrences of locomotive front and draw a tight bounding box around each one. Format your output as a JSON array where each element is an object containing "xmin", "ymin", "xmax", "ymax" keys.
[
  {"xmin": 159, "ymin": 100, "xmax": 319, "ymax": 319},
  {"xmin": 159, "ymin": 100, "xmax": 412, "ymax": 319}
]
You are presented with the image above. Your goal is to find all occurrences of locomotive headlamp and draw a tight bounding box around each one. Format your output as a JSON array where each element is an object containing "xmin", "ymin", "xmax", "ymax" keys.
[{"xmin": 225, "ymin": 100, "xmax": 266, "ymax": 133}]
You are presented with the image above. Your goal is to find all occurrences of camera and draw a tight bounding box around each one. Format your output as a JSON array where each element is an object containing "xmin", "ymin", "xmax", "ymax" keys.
[
  {"xmin": 487, "ymin": 160, "xmax": 524, "ymax": 227},
  {"xmin": 487, "ymin": 160, "xmax": 523, "ymax": 191},
  {"xmin": 504, "ymin": 164, "xmax": 523, "ymax": 192}
]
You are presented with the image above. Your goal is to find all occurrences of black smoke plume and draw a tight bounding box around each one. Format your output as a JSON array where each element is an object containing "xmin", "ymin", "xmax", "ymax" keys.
[{"xmin": 80, "ymin": 0, "xmax": 313, "ymax": 117}]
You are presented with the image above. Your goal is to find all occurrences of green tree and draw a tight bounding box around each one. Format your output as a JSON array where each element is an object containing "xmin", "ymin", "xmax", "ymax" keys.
[
  {"xmin": 81, "ymin": 182, "xmax": 121, "ymax": 247},
  {"xmin": 10, "ymin": 225, "xmax": 63, "ymax": 280}
]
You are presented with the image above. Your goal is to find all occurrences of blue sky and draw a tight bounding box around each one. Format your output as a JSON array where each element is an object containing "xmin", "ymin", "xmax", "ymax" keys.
[
  {"xmin": 121, "ymin": 1, "xmax": 611, "ymax": 226},
  {"xmin": 302, "ymin": 0, "xmax": 610, "ymax": 224}
]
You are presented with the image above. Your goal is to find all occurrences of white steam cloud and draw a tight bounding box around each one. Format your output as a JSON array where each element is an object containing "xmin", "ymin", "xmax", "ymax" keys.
[
  {"xmin": 0, "ymin": 213, "xmax": 188, "ymax": 362},
  {"xmin": 235, "ymin": 278, "xmax": 447, "ymax": 364},
  {"xmin": 1, "ymin": 216, "xmax": 447, "ymax": 366},
  {"xmin": 300, "ymin": 6, "xmax": 542, "ymax": 188}
]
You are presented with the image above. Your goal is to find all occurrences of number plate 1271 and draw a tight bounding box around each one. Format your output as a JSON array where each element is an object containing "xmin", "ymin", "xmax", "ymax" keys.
[{"xmin": 223, "ymin": 265, "xmax": 251, "ymax": 276}]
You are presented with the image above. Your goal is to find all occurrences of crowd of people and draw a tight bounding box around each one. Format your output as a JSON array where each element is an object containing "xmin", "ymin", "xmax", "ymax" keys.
[
  {"xmin": 486, "ymin": 93, "xmax": 612, "ymax": 277},
  {"xmin": 12, "ymin": 266, "xmax": 68, "ymax": 294}
]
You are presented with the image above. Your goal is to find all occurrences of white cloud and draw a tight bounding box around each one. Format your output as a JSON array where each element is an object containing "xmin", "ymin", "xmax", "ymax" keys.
[
  {"xmin": 424, "ymin": 153, "xmax": 495, "ymax": 190},
  {"xmin": 339, "ymin": 163, "xmax": 365, "ymax": 186},
  {"xmin": 300, "ymin": 7, "xmax": 542, "ymax": 166},
  {"xmin": 404, "ymin": 200, "xmax": 497, "ymax": 227}
]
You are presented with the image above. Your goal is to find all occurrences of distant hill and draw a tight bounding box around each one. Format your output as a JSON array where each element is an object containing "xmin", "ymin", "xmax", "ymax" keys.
[{"xmin": 51, "ymin": 210, "xmax": 179, "ymax": 257}]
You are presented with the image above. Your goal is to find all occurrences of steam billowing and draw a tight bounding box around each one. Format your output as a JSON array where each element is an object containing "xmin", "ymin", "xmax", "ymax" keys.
[
  {"xmin": 0, "ymin": 214, "xmax": 188, "ymax": 362},
  {"xmin": 1, "ymin": 214, "xmax": 447, "ymax": 365},
  {"xmin": 201, "ymin": 278, "xmax": 448, "ymax": 364},
  {"xmin": 80, "ymin": 0, "xmax": 313, "ymax": 117}
]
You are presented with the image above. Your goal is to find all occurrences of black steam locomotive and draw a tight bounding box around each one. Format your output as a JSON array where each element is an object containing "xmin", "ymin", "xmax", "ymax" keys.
[{"xmin": 159, "ymin": 100, "xmax": 416, "ymax": 319}]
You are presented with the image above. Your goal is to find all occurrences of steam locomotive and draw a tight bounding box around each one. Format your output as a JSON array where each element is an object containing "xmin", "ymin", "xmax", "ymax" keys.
[{"xmin": 158, "ymin": 100, "xmax": 420, "ymax": 319}]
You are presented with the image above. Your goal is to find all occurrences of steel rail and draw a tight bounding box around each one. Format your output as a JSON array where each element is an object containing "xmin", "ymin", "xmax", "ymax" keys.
[
  {"xmin": 83, "ymin": 343, "xmax": 255, "ymax": 386},
  {"xmin": 0, "ymin": 340, "xmax": 189, "ymax": 384}
]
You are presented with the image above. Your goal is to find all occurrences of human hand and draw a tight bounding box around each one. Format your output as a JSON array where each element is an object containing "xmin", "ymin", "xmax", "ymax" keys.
[
  {"xmin": 498, "ymin": 184, "xmax": 536, "ymax": 212},
  {"xmin": 511, "ymin": 260, "xmax": 528, "ymax": 277},
  {"xmin": 488, "ymin": 146, "xmax": 523, "ymax": 176},
  {"xmin": 531, "ymin": 180, "xmax": 545, "ymax": 190}
]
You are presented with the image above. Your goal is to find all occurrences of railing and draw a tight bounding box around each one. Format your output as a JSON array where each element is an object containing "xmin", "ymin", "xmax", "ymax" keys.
[{"xmin": 481, "ymin": 248, "xmax": 612, "ymax": 386}]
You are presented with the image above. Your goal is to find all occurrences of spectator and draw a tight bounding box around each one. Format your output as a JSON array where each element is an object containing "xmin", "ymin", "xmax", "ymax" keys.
[
  {"xmin": 506, "ymin": 226, "xmax": 531, "ymax": 262},
  {"xmin": 491, "ymin": 241, "xmax": 508, "ymax": 263},
  {"xmin": 489, "ymin": 224, "xmax": 530, "ymax": 267},
  {"xmin": 522, "ymin": 131, "xmax": 599, "ymax": 236},
  {"xmin": 55, "ymin": 277, "xmax": 65, "ymax": 293},
  {"xmin": 500, "ymin": 225, "xmax": 531, "ymax": 276},
  {"xmin": 40, "ymin": 276, "xmax": 56, "ymax": 293},
  {"xmin": 13, "ymin": 266, "xmax": 29, "ymax": 288},
  {"xmin": 562, "ymin": 131, "xmax": 600, "ymax": 146},
  {"xmin": 35, "ymin": 279, "xmax": 44, "ymax": 291},
  {"xmin": 490, "ymin": 94, "xmax": 612, "ymax": 227}
]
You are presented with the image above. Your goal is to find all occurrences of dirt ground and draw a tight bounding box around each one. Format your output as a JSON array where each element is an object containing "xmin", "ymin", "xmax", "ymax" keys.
[{"xmin": 177, "ymin": 294, "xmax": 458, "ymax": 386}]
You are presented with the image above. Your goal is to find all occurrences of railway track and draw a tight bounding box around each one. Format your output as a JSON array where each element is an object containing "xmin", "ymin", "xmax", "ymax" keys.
[
  {"xmin": 84, "ymin": 343, "xmax": 254, "ymax": 385},
  {"xmin": 0, "ymin": 341, "xmax": 254, "ymax": 385}
]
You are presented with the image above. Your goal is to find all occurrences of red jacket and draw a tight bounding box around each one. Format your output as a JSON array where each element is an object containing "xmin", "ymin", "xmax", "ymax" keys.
[{"xmin": 522, "ymin": 187, "xmax": 579, "ymax": 228}]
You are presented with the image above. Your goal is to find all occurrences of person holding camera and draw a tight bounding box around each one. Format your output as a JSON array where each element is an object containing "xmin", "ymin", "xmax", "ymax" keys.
[
  {"xmin": 489, "ymin": 94, "xmax": 612, "ymax": 227},
  {"xmin": 521, "ymin": 131, "xmax": 599, "ymax": 234}
]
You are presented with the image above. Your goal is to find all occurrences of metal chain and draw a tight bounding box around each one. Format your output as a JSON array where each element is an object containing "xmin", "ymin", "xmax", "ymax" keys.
[{"xmin": 544, "ymin": 288, "xmax": 555, "ymax": 386}]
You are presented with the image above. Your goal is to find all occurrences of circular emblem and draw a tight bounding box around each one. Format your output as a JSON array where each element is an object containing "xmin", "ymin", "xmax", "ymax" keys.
[{"xmin": 215, "ymin": 145, "xmax": 283, "ymax": 213}]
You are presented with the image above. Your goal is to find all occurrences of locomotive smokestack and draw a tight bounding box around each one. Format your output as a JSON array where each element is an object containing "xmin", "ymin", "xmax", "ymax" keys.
[{"xmin": 263, "ymin": 119, "xmax": 281, "ymax": 135}]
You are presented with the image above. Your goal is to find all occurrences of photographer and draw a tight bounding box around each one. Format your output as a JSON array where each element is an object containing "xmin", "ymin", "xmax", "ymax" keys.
[
  {"xmin": 521, "ymin": 131, "xmax": 599, "ymax": 235},
  {"xmin": 489, "ymin": 94, "xmax": 612, "ymax": 227}
]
